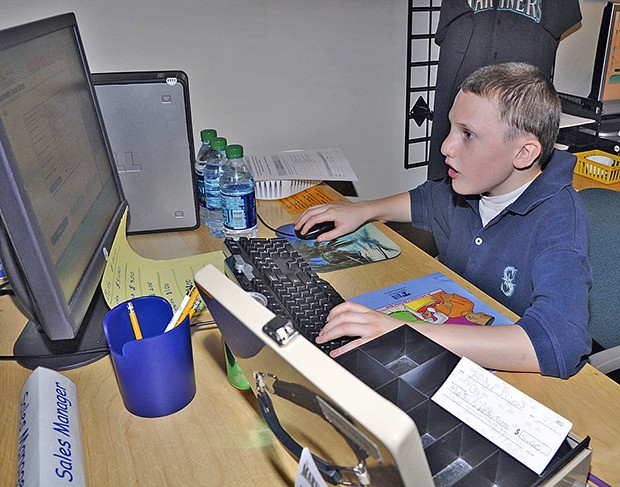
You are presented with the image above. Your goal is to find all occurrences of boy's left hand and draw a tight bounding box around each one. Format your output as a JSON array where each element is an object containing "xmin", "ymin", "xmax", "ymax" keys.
[{"xmin": 316, "ymin": 301, "xmax": 403, "ymax": 358}]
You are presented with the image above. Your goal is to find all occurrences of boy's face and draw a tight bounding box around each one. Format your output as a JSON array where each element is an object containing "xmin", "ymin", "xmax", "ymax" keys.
[{"xmin": 441, "ymin": 91, "xmax": 539, "ymax": 197}]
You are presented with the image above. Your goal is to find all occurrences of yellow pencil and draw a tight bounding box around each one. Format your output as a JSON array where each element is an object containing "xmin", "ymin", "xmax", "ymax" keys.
[
  {"xmin": 164, "ymin": 292, "xmax": 191, "ymax": 332},
  {"xmin": 126, "ymin": 301, "xmax": 143, "ymax": 340},
  {"xmin": 164, "ymin": 286, "xmax": 200, "ymax": 332},
  {"xmin": 174, "ymin": 287, "xmax": 200, "ymax": 329},
  {"xmin": 187, "ymin": 296, "xmax": 203, "ymax": 322}
]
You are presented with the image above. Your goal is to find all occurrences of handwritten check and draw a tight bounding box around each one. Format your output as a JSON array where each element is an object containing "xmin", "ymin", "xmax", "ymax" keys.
[{"xmin": 432, "ymin": 357, "xmax": 572, "ymax": 475}]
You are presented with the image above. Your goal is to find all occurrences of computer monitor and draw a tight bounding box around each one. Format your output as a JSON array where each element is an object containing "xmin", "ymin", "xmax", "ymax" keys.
[
  {"xmin": 590, "ymin": 2, "xmax": 620, "ymax": 118},
  {"xmin": 0, "ymin": 13, "xmax": 127, "ymax": 369}
]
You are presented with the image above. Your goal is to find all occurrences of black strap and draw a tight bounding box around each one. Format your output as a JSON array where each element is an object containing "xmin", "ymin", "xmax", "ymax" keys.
[
  {"xmin": 257, "ymin": 389, "xmax": 344, "ymax": 485},
  {"xmin": 272, "ymin": 381, "xmax": 369, "ymax": 463},
  {"xmin": 272, "ymin": 380, "xmax": 323, "ymax": 415}
]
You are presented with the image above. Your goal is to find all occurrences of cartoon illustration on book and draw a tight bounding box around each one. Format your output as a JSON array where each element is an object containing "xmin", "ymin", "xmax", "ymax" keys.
[
  {"xmin": 350, "ymin": 272, "xmax": 511, "ymax": 327},
  {"xmin": 380, "ymin": 290, "xmax": 494, "ymax": 326}
]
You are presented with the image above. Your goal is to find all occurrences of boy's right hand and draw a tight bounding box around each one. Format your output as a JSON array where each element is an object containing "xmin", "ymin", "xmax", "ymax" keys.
[
  {"xmin": 316, "ymin": 301, "xmax": 404, "ymax": 357},
  {"xmin": 294, "ymin": 201, "xmax": 369, "ymax": 242}
]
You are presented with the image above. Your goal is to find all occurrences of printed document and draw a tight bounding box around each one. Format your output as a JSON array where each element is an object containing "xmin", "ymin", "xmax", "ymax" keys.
[{"xmin": 245, "ymin": 149, "xmax": 358, "ymax": 181}]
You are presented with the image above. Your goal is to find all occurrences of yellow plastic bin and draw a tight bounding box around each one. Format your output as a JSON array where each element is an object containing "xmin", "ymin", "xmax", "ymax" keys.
[{"xmin": 574, "ymin": 150, "xmax": 620, "ymax": 184}]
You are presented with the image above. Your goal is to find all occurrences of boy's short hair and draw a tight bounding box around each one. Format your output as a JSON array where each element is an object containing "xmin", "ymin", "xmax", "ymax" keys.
[{"xmin": 460, "ymin": 62, "xmax": 561, "ymax": 169}]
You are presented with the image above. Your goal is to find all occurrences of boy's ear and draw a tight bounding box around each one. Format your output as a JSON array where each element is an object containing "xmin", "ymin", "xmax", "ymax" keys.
[{"xmin": 514, "ymin": 138, "xmax": 542, "ymax": 170}]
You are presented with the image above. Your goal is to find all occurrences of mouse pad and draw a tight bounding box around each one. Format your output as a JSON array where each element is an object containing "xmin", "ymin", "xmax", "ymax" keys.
[{"xmin": 275, "ymin": 222, "xmax": 401, "ymax": 273}]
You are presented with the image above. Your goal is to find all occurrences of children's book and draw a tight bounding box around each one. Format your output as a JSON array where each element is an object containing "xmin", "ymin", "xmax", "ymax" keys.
[{"xmin": 350, "ymin": 272, "xmax": 512, "ymax": 326}]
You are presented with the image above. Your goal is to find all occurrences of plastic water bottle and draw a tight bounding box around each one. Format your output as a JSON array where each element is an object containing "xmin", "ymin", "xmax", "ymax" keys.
[
  {"xmin": 195, "ymin": 129, "xmax": 217, "ymax": 225},
  {"xmin": 220, "ymin": 144, "xmax": 258, "ymax": 238},
  {"xmin": 204, "ymin": 137, "xmax": 227, "ymax": 238}
]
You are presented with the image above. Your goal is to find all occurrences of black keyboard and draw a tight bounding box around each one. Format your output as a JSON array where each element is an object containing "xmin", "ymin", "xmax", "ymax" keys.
[{"xmin": 223, "ymin": 237, "xmax": 354, "ymax": 353}]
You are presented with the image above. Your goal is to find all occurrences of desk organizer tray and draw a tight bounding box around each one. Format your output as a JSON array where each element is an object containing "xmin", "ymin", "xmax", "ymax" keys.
[
  {"xmin": 336, "ymin": 326, "xmax": 590, "ymax": 487},
  {"xmin": 574, "ymin": 149, "xmax": 620, "ymax": 184}
]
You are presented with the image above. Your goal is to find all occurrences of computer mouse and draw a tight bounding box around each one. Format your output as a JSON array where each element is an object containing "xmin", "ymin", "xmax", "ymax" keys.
[{"xmin": 295, "ymin": 221, "xmax": 336, "ymax": 240}]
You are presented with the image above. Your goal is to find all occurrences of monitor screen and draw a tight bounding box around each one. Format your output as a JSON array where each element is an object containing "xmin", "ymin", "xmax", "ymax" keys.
[
  {"xmin": 590, "ymin": 2, "xmax": 620, "ymax": 117},
  {"xmin": 0, "ymin": 13, "xmax": 126, "ymax": 369}
]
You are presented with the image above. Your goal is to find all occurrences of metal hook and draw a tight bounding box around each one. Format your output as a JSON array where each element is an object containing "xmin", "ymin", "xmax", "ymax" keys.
[{"xmin": 253, "ymin": 371, "xmax": 277, "ymax": 394}]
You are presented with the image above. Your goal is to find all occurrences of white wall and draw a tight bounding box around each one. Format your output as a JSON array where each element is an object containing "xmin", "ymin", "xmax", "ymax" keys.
[
  {"xmin": 0, "ymin": 1, "xmax": 610, "ymax": 201},
  {"xmin": 0, "ymin": 0, "xmax": 423, "ymax": 201}
]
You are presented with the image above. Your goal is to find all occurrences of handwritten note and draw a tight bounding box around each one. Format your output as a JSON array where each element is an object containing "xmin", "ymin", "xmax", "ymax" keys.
[
  {"xmin": 101, "ymin": 210, "xmax": 225, "ymax": 316},
  {"xmin": 432, "ymin": 357, "xmax": 572, "ymax": 475}
]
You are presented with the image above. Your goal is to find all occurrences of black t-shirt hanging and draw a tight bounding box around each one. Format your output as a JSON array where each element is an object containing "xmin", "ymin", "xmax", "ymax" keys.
[{"xmin": 427, "ymin": 0, "xmax": 581, "ymax": 181}]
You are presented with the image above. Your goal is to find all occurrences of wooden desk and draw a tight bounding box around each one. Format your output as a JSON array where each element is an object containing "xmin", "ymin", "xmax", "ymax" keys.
[
  {"xmin": 1, "ymin": 185, "xmax": 619, "ymax": 486},
  {"xmin": 573, "ymin": 172, "xmax": 620, "ymax": 192}
]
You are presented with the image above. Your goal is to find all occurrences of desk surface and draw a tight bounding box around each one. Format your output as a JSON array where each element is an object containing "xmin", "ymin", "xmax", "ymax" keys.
[
  {"xmin": 573, "ymin": 172, "xmax": 620, "ymax": 192},
  {"xmin": 1, "ymin": 185, "xmax": 619, "ymax": 486}
]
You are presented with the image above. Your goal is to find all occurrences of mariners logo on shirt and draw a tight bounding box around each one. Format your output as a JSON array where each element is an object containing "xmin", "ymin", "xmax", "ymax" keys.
[
  {"xmin": 501, "ymin": 266, "xmax": 517, "ymax": 297},
  {"xmin": 469, "ymin": 0, "xmax": 542, "ymax": 23}
]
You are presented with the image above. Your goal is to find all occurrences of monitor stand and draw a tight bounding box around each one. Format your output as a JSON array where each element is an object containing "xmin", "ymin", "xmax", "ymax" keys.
[{"xmin": 13, "ymin": 289, "xmax": 110, "ymax": 370}]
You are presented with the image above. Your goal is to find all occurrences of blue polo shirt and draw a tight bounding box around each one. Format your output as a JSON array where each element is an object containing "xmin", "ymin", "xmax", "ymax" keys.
[{"xmin": 410, "ymin": 149, "xmax": 592, "ymax": 378}]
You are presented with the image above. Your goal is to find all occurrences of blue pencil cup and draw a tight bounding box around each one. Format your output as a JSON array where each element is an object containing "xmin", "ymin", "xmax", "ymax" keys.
[{"xmin": 103, "ymin": 295, "xmax": 196, "ymax": 417}]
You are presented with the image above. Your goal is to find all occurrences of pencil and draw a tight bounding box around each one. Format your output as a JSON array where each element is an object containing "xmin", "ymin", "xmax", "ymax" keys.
[
  {"xmin": 171, "ymin": 287, "xmax": 200, "ymax": 331},
  {"xmin": 165, "ymin": 293, "xmax": 190, "ymax": 332},
  {"xmin": 187, "ymin": 296, "xmax": 203, "ymax": 321},
  {"xmin": 126, "ymin": 302, "xmax": 143, "ymax": 340},
  {"xmin": 176, "ymin": 287, "xmax": 200, "ymax": 325},
  {"xmin": 164, "ymin": 286, "xmax": 199, "ymax": 332}
]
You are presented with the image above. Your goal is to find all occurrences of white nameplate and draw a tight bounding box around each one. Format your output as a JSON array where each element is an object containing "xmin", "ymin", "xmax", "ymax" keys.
[
  {"xmin": 16, "ymin": 367, "xmax": 87, "ymax": 486},
  {"xmin": 295, "ymin": 447, "xmax": 328, "ymax": 487},
  {"xmin": 432, "ymin": 357, "xmax": 572, "ymax": 475}
]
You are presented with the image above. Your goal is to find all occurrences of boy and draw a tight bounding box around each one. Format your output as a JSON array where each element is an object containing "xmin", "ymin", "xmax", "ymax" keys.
[{"xmin": 295, "ymin": 62, "xmax": 592, "ymax": 379}]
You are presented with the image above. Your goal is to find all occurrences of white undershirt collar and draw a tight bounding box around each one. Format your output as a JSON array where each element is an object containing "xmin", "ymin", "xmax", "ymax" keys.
[{"xmin": 478, "ymin": 179, "xmax": 535, "ymax": 227}]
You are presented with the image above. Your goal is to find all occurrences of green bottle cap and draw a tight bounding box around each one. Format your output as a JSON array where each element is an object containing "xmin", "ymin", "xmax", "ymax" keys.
[
  {"xmin": 226, "ymin": 144, "xmax": 243, "ymax": 159},
  {"xmin": 211, "ymin": 137, "xmax": 227, "ymax": 150},
  {"xmin": 200, "ymin": 129, "xmax": 217, "ymax": 142}
]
